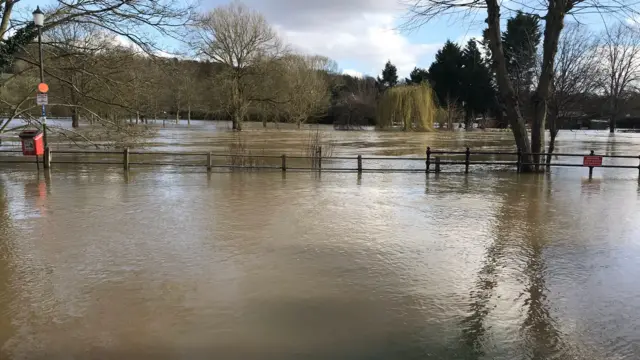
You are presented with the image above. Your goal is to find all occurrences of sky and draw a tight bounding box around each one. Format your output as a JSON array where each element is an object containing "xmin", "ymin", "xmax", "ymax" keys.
[
  {"xmin": 201, "ymin": 0, "xmax": 617, "ymax": 78},
  {"xmin": 12, "ymin": 0, "xmax": 621, "ymax": 78},
  {"xmin": 204, "ymin": 0, "xmax": 487, "ymax": 78}
]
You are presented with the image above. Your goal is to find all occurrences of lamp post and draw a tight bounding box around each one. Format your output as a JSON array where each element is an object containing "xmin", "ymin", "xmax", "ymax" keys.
[{"xmin": 32, "ymin": 6, "xmax": 47, "ymax": 151}]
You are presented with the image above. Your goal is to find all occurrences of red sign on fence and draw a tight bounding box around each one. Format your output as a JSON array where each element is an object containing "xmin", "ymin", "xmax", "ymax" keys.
[{"xmin": 583, "ymin": 156, "xmax": 603, "ymax": 167}]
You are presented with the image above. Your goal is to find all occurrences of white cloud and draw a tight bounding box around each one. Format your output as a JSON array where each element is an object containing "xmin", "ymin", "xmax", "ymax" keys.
[
  {"xmin": 342, "ymin": 69, "xmax": 364, "ymax": 78},
  {"xmin": 242, "ymin": 0, "xmax": 440, "ymax": 77}
]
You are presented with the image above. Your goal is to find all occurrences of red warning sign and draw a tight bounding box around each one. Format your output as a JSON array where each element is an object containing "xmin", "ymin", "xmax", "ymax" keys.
[{"xmin": 583, "ymin": 156, "xmax": 603, "ymax": 167}]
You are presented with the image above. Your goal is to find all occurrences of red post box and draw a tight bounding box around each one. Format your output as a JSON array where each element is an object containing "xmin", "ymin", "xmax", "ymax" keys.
[{"xmin": 19, "ymin": 130, "xmax": 44, "ymax": 156}]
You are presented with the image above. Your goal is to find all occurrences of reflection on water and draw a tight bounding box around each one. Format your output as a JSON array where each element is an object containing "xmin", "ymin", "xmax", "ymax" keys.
[
  {"xmin": 1, "ymin": 128, "xmax": 640, "ymax": 359},
  {"xmin": 0, "ymin": 169, "xmax": 639, "ymax": 359}
]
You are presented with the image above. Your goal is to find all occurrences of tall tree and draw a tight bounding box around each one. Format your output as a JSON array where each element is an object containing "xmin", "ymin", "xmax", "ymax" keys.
[
  {"xmin": 502, "ymin": 12, "xmax": 542, "ymax": 100},
  {"xmin": 547, "ymin": 24, "xmax": 600, "ymax": 163},
  {"xmin": 193, "ymin": 2, "xmax": 286, "ymax": 131},
  {"xmin": 461, "ymin": 39, "xmax": 494, "ymax": 129},
  {"xmin": 428, "ymin": 40, "xmax": 463, "ymax": 109},
  {"xmin": 377, "ymin": 60, "xmax": 399, "ymax": 89},
  {"xmin": 280, "ymin": 55, "xmax": 331, "ymax": 128},
  {"xmin": 599, "ymin": 23, "xmax": 640, "ymax": 133}
]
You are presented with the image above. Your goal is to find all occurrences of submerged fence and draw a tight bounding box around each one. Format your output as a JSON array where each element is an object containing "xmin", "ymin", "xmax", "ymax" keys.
[{"xmin": 1, "ymin": 147, "xmax": 639, "ymax": 178}]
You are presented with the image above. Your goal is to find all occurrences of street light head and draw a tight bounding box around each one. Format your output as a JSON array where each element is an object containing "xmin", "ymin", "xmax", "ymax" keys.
[{"xmin": 32, "ymin": 6, "xmax": 44, "ymax": 27}]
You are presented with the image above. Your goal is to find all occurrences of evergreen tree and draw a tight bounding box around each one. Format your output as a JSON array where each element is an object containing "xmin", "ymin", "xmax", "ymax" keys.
[
  {"xmin": 502, "ymin": 11, "xmax": 542, "ymax": 97},
  {"xmin": 428, "ymin": 40, "xmax": 463, "ymax": 107},
  {"xmin": 377, "ymin": 60, "xmax": 398, "ymax": 89},
  {"xmin": 406, "ymin": 67, "xmax": 429, "ymax": 85},
  {"xmin": 461, "ymin": 39, "xmax": 495, "ymax": 128}
]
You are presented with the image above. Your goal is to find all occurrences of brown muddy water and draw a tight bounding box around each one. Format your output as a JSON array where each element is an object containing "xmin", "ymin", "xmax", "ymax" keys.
[{"xmin": 1, "ymin": 121, "xmax": 640, "ymax": 359}]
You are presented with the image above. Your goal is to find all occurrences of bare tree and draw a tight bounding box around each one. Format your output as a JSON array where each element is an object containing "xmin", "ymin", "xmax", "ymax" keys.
[
  {"xmin": 404, "ymin": 0, "xmax": 640, "ymax": 170},
  {"xmin": 599, "ymin": 23, "xmax": 640, "ymax": 133},
  {"xmin": 281, "ymin": 55, "xmax": 331, "ymax": 128},
  {"xmin": 547, "ymin": 24, "xmax": 601, "ymax": 164},
  {"xmin": 45, "ymin": 23, "xmax": 122, "ymax": 128},
  {"xmin": 192, "ymin": 2, "xmax": 286, "ymax": 131}
]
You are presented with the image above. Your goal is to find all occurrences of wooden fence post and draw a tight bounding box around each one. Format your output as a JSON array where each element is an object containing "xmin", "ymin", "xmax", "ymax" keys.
[
  {"xmin": 317, "ymin": 146, "xmax": 322, "ymax": 170},
  {"xmin": 281, "ymin": 154, "xmax": 287, "ymax": 172},
  {"xmin": 123, "ymin": 147, "xmax": 129, "ymax": 170},
  {"xmin": 435, "ymin": 156, "xmax": 441, "ymax": 173},
  {"xmin": 589, "ymin": 150, "xmax": 594, "ymax": 180},
  {"xmin": 357, "ymin": 155, "xmax": 362, "ymax": 173},
  {"xmin": 465, "ymin": 147, "xmax": 470, "ymax": 174},
  {"xmin": 426, "ymin": 147, "xmax": 431, "ymax": 173},
  {"xmin": 44, "ymin": 147, "xmax": 51, "ymax": 169},
  {"xmin": 516, "ymin": 148, "xmax": 522, "ymax": 173},
  {"xmin": 207, "ymin": 152, "xmax": 212, "ymax": 171}
]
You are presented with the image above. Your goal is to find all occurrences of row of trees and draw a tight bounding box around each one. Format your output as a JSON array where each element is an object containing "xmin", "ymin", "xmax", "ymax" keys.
[
  {"xmin": 366, "ymin": 12, "xmax": 547, "ymax": 131},
  {"xmin": 1, "ymin": 2, "xmax": 362, "ymax": 140},
  {"xmin": 375, "ymin": 9, "xmax": 640, "ymax": 165},
  {"xmin": 405, "ymin": 0, "xmax": 640, "ymax": 170},
  {"xmin": 0, "ymin": 0, "xmax": 197, "ymax": 142}
]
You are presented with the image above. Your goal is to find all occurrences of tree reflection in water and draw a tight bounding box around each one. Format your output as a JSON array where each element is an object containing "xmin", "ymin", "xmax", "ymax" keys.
[{"xmin": 460, "ymin": 177, "xmax": 564, "ymax": 359}]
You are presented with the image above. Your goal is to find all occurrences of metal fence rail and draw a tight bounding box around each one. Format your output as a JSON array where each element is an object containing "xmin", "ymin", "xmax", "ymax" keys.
[{"xmin": 1, "ymin": 147, "xmax": 640, "ymax": 178}]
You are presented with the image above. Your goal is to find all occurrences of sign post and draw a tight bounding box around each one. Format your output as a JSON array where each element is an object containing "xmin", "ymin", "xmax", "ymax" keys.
[
  {"xmin": 583, "ymin": 151, "xmax": 603, "ymax": 179},
  {"xmin": 37, "ymin": 82, "xmax": 49, "ymax": 168}
]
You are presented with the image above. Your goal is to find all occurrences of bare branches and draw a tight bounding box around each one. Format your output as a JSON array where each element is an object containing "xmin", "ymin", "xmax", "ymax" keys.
[
  {"xmin": 192, "ymin": 2, "xmax": 285, "ymax": 70},
  {"xmin": 2, "ymin": 0, "xmax": 196, "ymax": 64},
  {"xmin": 191, "ymin": 2, "xmax": 288, "ymax": 130},
  {"xmin": 551, "ymin": 23, "xmax": 601, "ymax": 117},
  {"xmin": 279, "ymin": 55, "xmax": 331, "ymax": 127},
  {"xmin": 597, "ymin": 22, "xmax": 640, "ymax": 131},
  {"xmin": 401, "ymin": 0, "xmax": 486, "ymax": 30}
]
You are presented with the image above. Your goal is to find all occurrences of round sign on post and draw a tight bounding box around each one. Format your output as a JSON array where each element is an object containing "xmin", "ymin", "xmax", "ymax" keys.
[{"xmin": 37, "ymin": 83, "xmax": 49, "ymax": 93}]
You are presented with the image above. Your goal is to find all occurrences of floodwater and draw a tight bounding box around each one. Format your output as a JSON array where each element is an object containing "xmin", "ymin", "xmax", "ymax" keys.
[{"xmin": 1, "ymin": 121, "xmax": 640, "ymax": 359}]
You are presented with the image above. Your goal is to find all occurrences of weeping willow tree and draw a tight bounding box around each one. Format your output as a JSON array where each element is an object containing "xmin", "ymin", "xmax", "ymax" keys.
[{"xmin": 376, "ymin": 83, "xmax": 437, "ymax": 131}]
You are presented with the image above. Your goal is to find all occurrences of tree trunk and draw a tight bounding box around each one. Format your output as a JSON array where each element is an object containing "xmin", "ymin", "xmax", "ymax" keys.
[
  {"xmin": 532, "ymin": 1, "xmax": 566, "ymax": 171},
  {"xmin": 175, "ymin": 110, "xmax": 180, "ymax": 124},
  {"xmin": 546, "ymin": 110, "xmax": 559, "ymax": 168},
  {"xmin": 136, "ymin": 111, "xmax": 140, "ymax": 125},
  {"xmin": 232, "ymin": 112, "xmax": 243, "ymax": 131},
  {"xmin": 485, "ymin": 0, "xmax": 532, "ymax": 169},
  {"xmin": 70, "ymin": 86, "xmax": 79, "ymax": 128},
  {"xmin": 609, "ymin": 115, "xmax": 616, "ymax": 133},
  {"xmin": 187, "ymin": 105, "xmax": 191, "ymax": 127},
  {"xmin": 71, "ymin": 109, "xmax": 79, "ymax": 128}
]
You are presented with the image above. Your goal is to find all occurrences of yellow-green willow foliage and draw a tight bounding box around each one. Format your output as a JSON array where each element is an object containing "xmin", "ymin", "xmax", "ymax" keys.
[{"xmin": 376, "ymin": 84, "xmax": 437, "ymax": 131}]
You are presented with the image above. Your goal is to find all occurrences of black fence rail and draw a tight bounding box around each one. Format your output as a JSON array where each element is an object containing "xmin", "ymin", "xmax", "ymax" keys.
[
  {"xmin": 1, "ymin": 147, "xmax": 639, "ymax": 178},
  {"xmin": 426, "ymin": 147, "xmax": 640, "ymax": 179}
]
